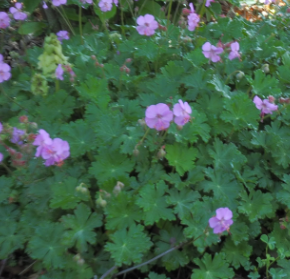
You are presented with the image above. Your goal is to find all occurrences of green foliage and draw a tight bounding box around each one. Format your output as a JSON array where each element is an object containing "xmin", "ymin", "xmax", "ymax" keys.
[
  {"xmin": 105, "ymin": 224, "xmax": 152, "ymax": 266},
  {"xmin": 2, "ymin": 1, "xmax": 290, "ymax": 278}
]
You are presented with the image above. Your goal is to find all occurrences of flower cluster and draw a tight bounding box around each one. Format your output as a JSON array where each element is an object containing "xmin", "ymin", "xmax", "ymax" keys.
[
  {"xmin": 145, "ymin": 100, "xmax": 192, "ymax": 131},
  {"xmin": 253, "ymin": 95, "xmax": 278, "ymax": 122},
  {"xmin": 55, "ymin": 64, "xmax": 76, "ymax": 81},
  {"xmin": 136, "ymin": 14, "xmax": 158, "ymax": 36},
  {"xmin": 0, "ymin": 12, "xmax": 10, "ymax": 29},
  {"xmin": 33, "ymin": 129, "xmax": 70, "ymax": 166},
  {"xmin": 56, "ymin": 30, "xmax": 69, "ymax": 43},
  {"xmin": 209, "ymin": 207, "xmax": 233, "ymax": 234},
  {"xmin": 9, "ymin": 3, "xmax": 27, "ymax": 21},
  {"xmin": 98, "ymin": 0, "xmax": 118, "ymax": 12},
  {"xmin": 52, "ymin": 0, "xmax": 67, "ymax": 7},
  {"xmin": 0, "ymin": 54, "xmax": 11, "ymax": 83},
  {"xmin": 187, "ymin": 3, "xmax": 200, "ymax": 31},
  {"xmin": 202, "ymin": 41, "xmax": 241, "ymax": 62}
]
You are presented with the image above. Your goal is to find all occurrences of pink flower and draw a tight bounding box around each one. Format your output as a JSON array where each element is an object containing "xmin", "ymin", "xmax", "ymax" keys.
[
  {"xmin": 0, "ymin": 62, "xmax": 11, "ymax": 83},
  {"xmin": 33, "ymin": 129, "xmax": 53, "ymax": 157},
  {"xmin": 113, "ymin": 0, "xmax": 118, "ymax": 6},
  {"xmin": 253, "ymin": 96, "xmax": 278, "ymax": 115},
  {"xmin": 42, "ymin": 138, "xmax": 70, "ymax": 166},
  {"xmin": 11, "ymin": 127, "xmax": 25, "ymax": 145},
  {"xmin": 202, "ymin": 42, "xmax": 223, "ymax": 62},
  {"xmin": 205, "ymin": 0, "xmax": 214, "ymax": 7},
  {"xmin": 9, "ymin": 3, "xmax": 27, "ymax": 21},
  {"xmin": 173, "ymin": 100, "xmax": 192, "ymax": 126},
  {"xmin": 228, "ymin": 42, "xmax": 240, "ymax": 60},
  {"xmin": 56, "ymin": 30, "xmax": 69, "ymax": 43},
  {"xmin": 209, "ymin": 207, "xmax": 233, "ymax": 234},
  {"xmin": 265, "ymin": 0, "xmax": 275, "ymax": 4},
  {"xmin": 0, "ymin": 152, "xmax": 3, "ymax": 163},
  {"xmin": 187, "ymin": 4, "xmax": 200, "ymax": 32},
  {"xmin": 98, "ymin": 0, "xmax": 113, "ymax": 12},
  {"xmin": 0, "ymin": 122, "xmax": 2, "ymax": 133},
  {"xmin": 136, "ymin": 14, "xmax": 158, "ymax": 36},
  {"xmin": 43, "ymin": 1, "xmax": 48, "ymax": 9},
  {"xmin": 0, "ymin": 12, "xmax": 10, "ymax": 29},
  {"xmin": 145, "ymin": 103, "xmax": 173, "ymax": 131},
  {"xmin": 52, "ymin": 0, "xmax": 67, "ymax": 6},
  {"xmin": 55, "ymin": 64, "xmax": 64, "ymax": 80}
]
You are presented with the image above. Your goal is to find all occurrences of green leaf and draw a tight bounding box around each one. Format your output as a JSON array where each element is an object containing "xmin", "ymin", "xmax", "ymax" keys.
[
  {"xmin": 238, "ymin": 190, "xmax": 274, "ymax": 222},
  {"xmin": 105, "ymin": 224, "xmax": 152, "ymax": 266},
  {"xmin": 90, "ymin": 149, "xmax": 134, "ymax": 185},
  {"xmin": 197, "ymin": 168, "xmax": 241, "ymax": 206},
  {"xmin": 28, "ymin": 222, "xmax": 66, "ymax": 268},
  {"xmin": 136, "ymin": 181, "xmax": 175, "ymax": 225},
  {"xmin": 191, "ymin": 253, "xmax": 235, "ymax": 279},
  {"xmin": 0, "ymin": 222, "xmax": 23, "ymax": 258},
  {"xmin": 208, "ymin": 138, "xmax": 247, "ymax": 172},
  {"xmin": 208, "ymin": 75, "xmax": 231, "ymax": 98},
  {"xmin": 221, "ymin": 92, "xmax": 259, "ymax": 130},
  {"xmin": 18, "ymin": 22, "xmax": 46, "ymax": 35},
  {"xmin": 50, "ymin": 177, "xmax": 89, "ymax": 209},
  {"xmin": 23, "ymin": 0, "xmax": 41, "ymax": 12},
  {"xmin": 165, "ymin": 144, "xmax": 197, "ymax": 176},
  {"xmin": 222, "ymin": 239, "xmax": 252, "ymax": 270},
  {"xmin": 154, "ymin": 225, "xmax": 189, "ymax": 271},
  {"xmin": 76, "ymin": 76, "xmax": 110, "ymax": 109},
  {"xmin": 0, "ymin": 176, "xmax": 13, "ymax": 204},
  {"xmin": 166, "ymin": 188, "xmax": 200, "ymax": 220},
  {"xmin": 62, "ymin": 203, "xmax": 102, "ymax": 252},
  {"xmin": 105, "ymin": 192, "xmax": 143, "ymax": 230},
  {"xmin": 248, "ymin": 70, "xmax": 281, "ymax": 96},
  {"xmin": 60, "ymin": 120, "xmax": 96, "ymax": 158}
]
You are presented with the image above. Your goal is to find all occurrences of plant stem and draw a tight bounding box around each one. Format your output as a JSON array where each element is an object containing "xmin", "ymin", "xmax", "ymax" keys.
[
  {"xmin": 197, "ymin": 0, "xmax": 207, "ymax": 18},
  {"xmin": 167, "ymin": 0, "xmax": 173, "ymax": 27},
  {"xmin": 58, "ymin": 6, "xmax": 75, "ymax": 35},
  {"xmin": 99, "ymin": 266, "xmax": 117, "ymax": 279},
  {"xmin": 120, "ymin": 5, "xmax": 125, "ymax": 36},
  {"xmin": 79, "ymin": 6, "xmax": 84, "ymax": 44}
]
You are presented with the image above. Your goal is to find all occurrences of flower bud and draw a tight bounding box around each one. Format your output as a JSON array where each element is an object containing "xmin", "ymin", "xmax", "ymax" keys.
[
  {"xmin": 125, "ymin": 67, "xmax": 130, "ymax": 74},
  {"xmin": 125, "ymin": 58, "xmax": 132, "ymax": 63},
  {"xmin": 182, "ymin": 8, "xmax": 191, "ymax": 15},
  {"xmin": 96, "ymin": 196, "xmax": 107, "ymax": 208},
  {"xmin": 116, "ymin": 181, "xmax": 124, "ymax": 189},
  {"xmin": 279, "ymin": 97, "xmax": 290, "ymax": 104},
  {"xmin": 19, "ymin": 116, "xmax": 28, "ymax": 123},
  {"xmin": 262, "ymin": 64, "xmax": 270, "ymax": 73},
  {"xmin": 157, "ymin": 146, "xmax": 166, "ymax": 159},
  {"xmin": 235, "ymin": 71, "xmax": 244, "ymax": 80},
  {"xmin": 91, "ymin": 55, "xmax": 96, "ymax": 60},
  {"xmin": 113, "ymin": 185, "xmax": 121, "ymax": 196},
  {"xmin": 268, "ymin": 95, "xmax": 275, "ymax": 103},
  {"xmin": 280, "ymin": 224, "xmax": 286, "ymax": 230},
  {"xmin": 77, "ymin": 258, "xmax": 85, "ymax": 265},
  {"xmin": 73, "ymin": 254, "xmax": 81, "ymax": 261},
  {"xmin": 133, "ymin": 147, "xmax": 140, "ymax": 157},
  {"xmin": 138, "ymin": 119, "xmax": 146, "ymax": 126},
  {"xmin": 30, "ymin": 122, "xmax": 38, "ymax": 129}
]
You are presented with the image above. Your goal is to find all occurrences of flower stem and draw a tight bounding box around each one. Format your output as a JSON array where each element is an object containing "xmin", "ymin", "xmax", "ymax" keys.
[
  {"xmin": 79, "ymin": 6, "xmax": 84, "ymax": 44},
  {"xmin": 58, "ymin": 6, "xmax": 75, "ymax": 35},
  {"xmin": 197, "ymin": 0, "xmax": 207, "ymax": 18},
  {"xmin": 167, "ymin": 0, "xmax": 173, "ymax": 27}
]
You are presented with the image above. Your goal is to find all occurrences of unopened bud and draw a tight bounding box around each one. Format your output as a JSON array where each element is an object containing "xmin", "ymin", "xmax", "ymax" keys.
[
  {"xmin": 73, "ymin": 254, "xmax": 81, "ymax": 261},
  {"xmin": 262, "ymin": 64, "xmax": 270, "ymax": 73},
  {"xmin": 19, "ymin": 115, "xmax": 28, "ymax": 123},
  {"xmin": 182, "ymin": 8, "xmax": 191, "ymax": 15},
  {"xmin": 236, "ymin": 71, "xmax": 244, "ymax": 80},
  {"xmin": 157, "ymin": 147, "xmax": 166, "ymax": 159},
  {"xmin": 280, "ymin": 224, "xmax": 286, "ymax": 230},
  {"xmin": 279, "ymin": 97, "xmax": 290, "ymax": 104},
  {"xmin": 133, "ymin": 148, "xmax": 140, "ymax": 157},
  {"xmin": 138, "ymin": 119, "xmax": 146, "ymax": 126},
  {"xmin": 116, "ymin": 181, "xmax": 124, "ymax": 189},
  {"xmin": 125, "ymin": 58, "xmax": 132, "ymax": 63},
  {"xmin": 268, "ymin": 95, "xmax": 275, "ymax": 103},
  {"xmin": 113, "ymin": 185, "xmax": 121, "ymax": 196},
  {"xmin": 91, "ymin": 55, "xmax": 96, "ymax": 60},
  {"xmin": 125, "ymin": 67, "xmax": 130, "ymax": 74},
  {"xmin": 77, "ymin": 258, "xmax": 85, "ymax": 265},
  {"xmin": 30, "ymin": 122, "xmax": 38, "ymax": 129},
  {"xmin": 99, "ymin": 64, "xmax": 104, "ymax": 68}
]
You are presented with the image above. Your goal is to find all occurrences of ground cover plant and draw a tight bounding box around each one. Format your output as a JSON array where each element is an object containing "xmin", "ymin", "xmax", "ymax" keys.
[{"xmin": 1, "ymin": 0, "xmax": 290, "ymax": 278}]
